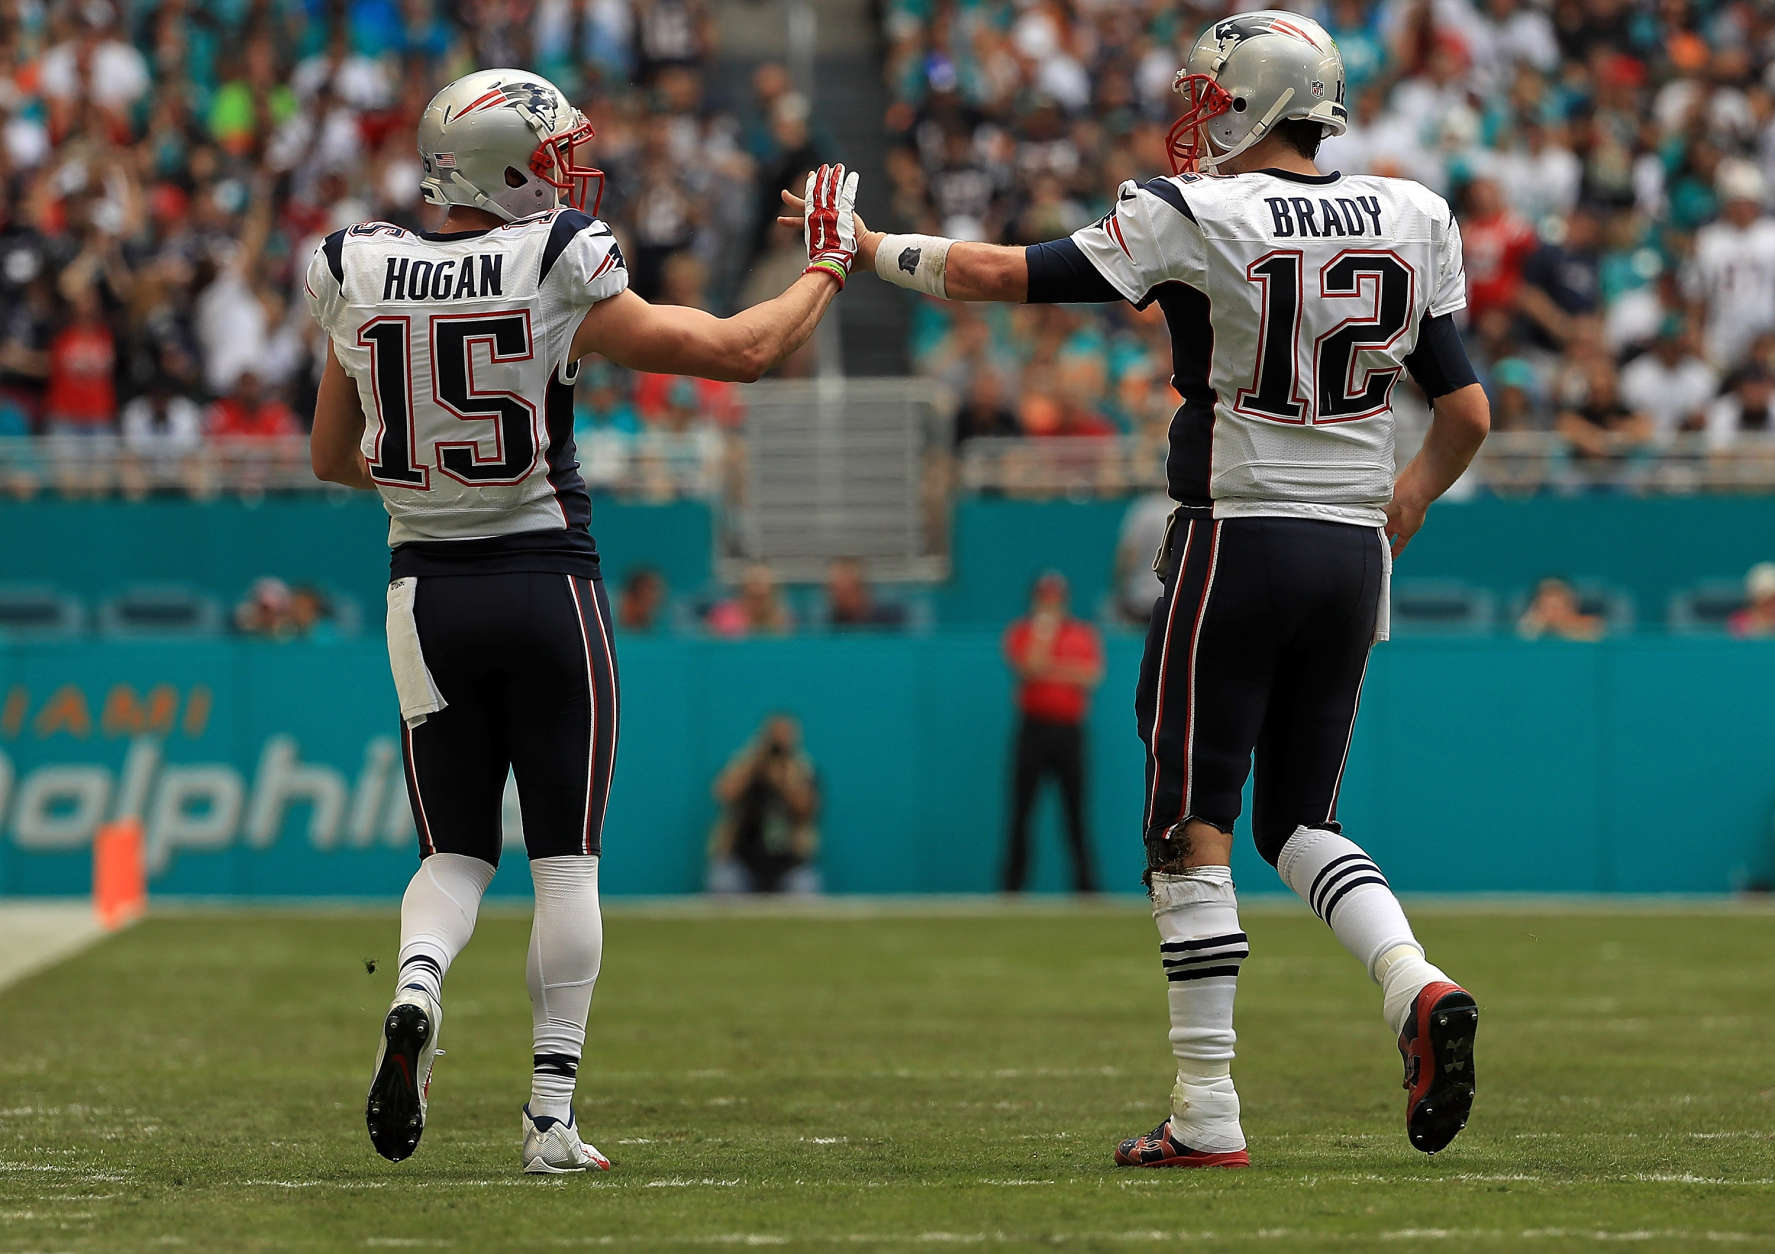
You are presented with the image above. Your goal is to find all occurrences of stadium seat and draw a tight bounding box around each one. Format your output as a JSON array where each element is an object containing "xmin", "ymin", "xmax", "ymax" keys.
[
  {"xmin": 808, "ymin": 586, "xmax": 934, "ymax": 633},
  {"xmin": 1667, "ymin": 581, "xmax": 1749, "ymax": 634},
  {"xmin": 1506, "ymin": 583, "xmax": 1636, "ymax": 635},
  {"xmin": 1388, "ymin": 581, "xmax": 1497, "ymax": 635},
  {"xmin": 97, "ymin": 586, "xmax": 223, "ymax": 639},
  {"xmin": 326, "ymin": 593, "xmax": 363, "ymax": 637},
  {"xmin": 0, "ymin": 584, "xmax": 85, "ymax": 641}
]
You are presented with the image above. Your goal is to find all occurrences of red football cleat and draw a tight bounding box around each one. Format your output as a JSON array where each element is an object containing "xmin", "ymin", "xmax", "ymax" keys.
[
  {"xmin": 1399, "ymin": 980, "xmax": 1479, "ymax": 1154},
  {"xmin": 1113, "ymin": 1119, "xmax": 1249, "ymax": 1169}
]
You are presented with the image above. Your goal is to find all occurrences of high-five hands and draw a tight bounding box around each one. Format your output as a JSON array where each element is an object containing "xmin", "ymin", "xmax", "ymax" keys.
[{"xmin": 799, "ymin": 163, "xmax": 860, "ymax": 288}]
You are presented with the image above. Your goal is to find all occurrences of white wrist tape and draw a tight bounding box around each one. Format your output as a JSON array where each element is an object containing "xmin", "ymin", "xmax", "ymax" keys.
[{"xmin": 875, "ymin": 233, "xmax": 953, "ymax": 299}]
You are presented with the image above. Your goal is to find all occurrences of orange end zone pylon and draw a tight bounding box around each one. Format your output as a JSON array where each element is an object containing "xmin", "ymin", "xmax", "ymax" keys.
[{"xmin": 93, "ymin": 819, "xmax": 147, "ymax": 931}]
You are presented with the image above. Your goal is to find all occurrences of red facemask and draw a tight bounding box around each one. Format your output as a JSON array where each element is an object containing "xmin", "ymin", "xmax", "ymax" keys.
[
  {"xmin": 1165, "ymin": 73, "xmax": 1234, "ymax": 175},
  {"xmin": 531, "ymin": 118, "xmax": 605, "ymax": 216}
]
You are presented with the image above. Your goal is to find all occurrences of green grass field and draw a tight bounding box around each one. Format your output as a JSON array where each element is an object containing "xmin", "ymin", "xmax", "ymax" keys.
[{"xmin": 2, "ymin": 901, "xmax": 1773, "ymax": 1252}]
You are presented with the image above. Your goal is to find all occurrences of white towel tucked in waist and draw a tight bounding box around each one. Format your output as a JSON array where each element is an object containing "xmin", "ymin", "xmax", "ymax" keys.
[
  {"xmin": 386, "ymin": 577, "xmax": 447, "ymax": 729},
  {"xmin": 1373, "ymin": 528, "xmax": 1392, "ymax": 644}
]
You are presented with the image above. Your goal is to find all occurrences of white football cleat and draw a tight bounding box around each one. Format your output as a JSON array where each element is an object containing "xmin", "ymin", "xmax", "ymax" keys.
[
  {"xmin": 366, "ymin": 989, "xmax": 441, "ymax": 1162},
  {"xmin": 521, "ymin": 1104, "xmax": 611, "ymax": 1174}
]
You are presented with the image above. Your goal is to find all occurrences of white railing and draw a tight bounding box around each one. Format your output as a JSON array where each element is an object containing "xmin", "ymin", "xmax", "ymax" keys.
[
  {"xmin": 0, "ymin": 432, "xmax": 726, "ymax": 501},
  {"xmin": 958, "ymin": 432, "xmax": 1775, "ymax": 498},
  {"xmin": 5, "ymin": 427, "xmax": 1773, "ymax": 508},
  {"xmin": 728, "ymin": 378, "xmax": 951, "ymax": 581}
]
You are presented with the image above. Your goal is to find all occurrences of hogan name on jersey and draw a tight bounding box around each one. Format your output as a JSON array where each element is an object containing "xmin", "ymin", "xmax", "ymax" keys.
[{"xmin": 379, "ymin": 253, "xmax": 507, "ymax": 302}]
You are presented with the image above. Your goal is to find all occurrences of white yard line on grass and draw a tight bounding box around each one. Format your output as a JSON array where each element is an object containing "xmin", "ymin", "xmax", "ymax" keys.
[
  {"xmin": 443, "ymin": 1229, "xmax": 1775, "ymax": 1248},
  {"xmin": 0, "ymin": 901, "xmax": 108, "ymax": 995},
  {"xmin": 226, "ymin": 1170, "xmax": 1775, "ymax": 1196},
  {"xmin": 144, "ymin": 892, "xmax": 1775, "ymax": 920}
]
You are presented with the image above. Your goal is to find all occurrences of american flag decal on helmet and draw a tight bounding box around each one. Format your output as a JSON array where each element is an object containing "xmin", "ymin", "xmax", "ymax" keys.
[{"xmin": 433, "ymin": 152, "xmax": 457, "ymax": 169}]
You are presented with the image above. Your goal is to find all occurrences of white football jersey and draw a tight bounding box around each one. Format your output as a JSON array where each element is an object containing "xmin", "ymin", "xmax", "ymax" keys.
[
  {"xmin": 1686, "ymin": 218, "xmax": 1775, "ymax": 368},
  {"xmin": 1071, "ymin": 168, "xmax": 1467, "ymax": 526},
  {"xmin": 304, "ymin": 208, "xmax": 628, "ymax": 550}
]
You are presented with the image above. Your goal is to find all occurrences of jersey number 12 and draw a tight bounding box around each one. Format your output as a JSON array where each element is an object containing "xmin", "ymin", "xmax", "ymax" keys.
[{"xmin": 1236, "ymin": 250, "xmax": 1413, "ymax": 425}]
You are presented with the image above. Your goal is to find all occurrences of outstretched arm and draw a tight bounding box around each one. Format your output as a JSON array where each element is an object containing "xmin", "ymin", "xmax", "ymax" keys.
[
  {"xmin": 576, "ymin": 163, "xmax": 860, "ymax": 381},
  {"xmin": 859, "ymin": 232, "xmax": 1031, "ymax": 302},
  {"xmin": 778, "ymin": 188, "xmax": 1031, "ymax": 302},
  {"xmin": 570, "ymin": 274, "xmax": 839, "ymax": 383}
]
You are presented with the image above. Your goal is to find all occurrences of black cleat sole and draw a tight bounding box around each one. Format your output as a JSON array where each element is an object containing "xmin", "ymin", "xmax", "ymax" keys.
[
  {"xmin": 366, "ymin": 1004, "xmax": 430, "ymax": 1162},
  {"xmin": 1408, "ymin": 991, "xmax": 1478, "ymax": 1155}
]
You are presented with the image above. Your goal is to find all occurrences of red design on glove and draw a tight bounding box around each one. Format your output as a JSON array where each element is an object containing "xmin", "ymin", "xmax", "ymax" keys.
[{"xmin": 803, "ymin": 162, "xmax": 859, "ymax": 288}]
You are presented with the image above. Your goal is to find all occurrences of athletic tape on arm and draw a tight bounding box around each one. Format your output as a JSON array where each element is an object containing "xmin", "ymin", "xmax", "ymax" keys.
[{"xmin": 875, "ymin": 234, "xmax": 953, "ymax": 299}]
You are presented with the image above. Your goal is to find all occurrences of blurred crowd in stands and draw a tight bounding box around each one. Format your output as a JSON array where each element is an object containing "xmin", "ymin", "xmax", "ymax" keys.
[
  {"xmin": 5, "ymin": 0, "xmax": 1775, "ymax": 502},
  {"xmin": 614, "ymin": 555, "xmax": 917, "ymax": 634},
  {"xmin": 0, "ymin": 0, "xmax": 819, "ymax": 499},
  {"xmin": 885, "ymin": 0, "xmax": 1775, "ymax": 492}
]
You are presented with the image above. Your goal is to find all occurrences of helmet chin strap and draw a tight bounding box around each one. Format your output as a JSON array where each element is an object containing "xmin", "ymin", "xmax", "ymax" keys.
[
  {"xmin": 1199, "ymin": 89, "xmax": 1297, "ymax": 172},
  {"xmin": 474, "ymin": 189, "xmax": 521, "ymax": 221},
  {"xmin": 426, "ymin": 172, "xmax": 547, "ymax": 224}
]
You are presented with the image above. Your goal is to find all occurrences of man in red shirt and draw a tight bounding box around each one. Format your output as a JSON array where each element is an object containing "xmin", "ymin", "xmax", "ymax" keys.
[
  {"xmin": 208, "ymin": 371, "xmax": 299, "ymax": 441},
  {"xmin": 44, "ymin": 287, "xmax": 117, "ymax": 434},
  {"xmin": 1459, "ymin": 176, "xmax": 1535, "ymax": 325},
  {"xmin": 1001, "ymin": 572, "xmax": 1105, "ymax": 893}
]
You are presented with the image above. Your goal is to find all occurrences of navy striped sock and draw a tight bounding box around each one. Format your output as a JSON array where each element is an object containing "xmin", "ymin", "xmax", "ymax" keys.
[
  {"xmin": 1160, "ymin": 931, "xmax": 1250, "ymax": 983},
  {"xmin": 1277, "ymin": 826, "xmax": 1418, "ymax": 977},
  {"xmin": 531, "ymin": 1053, "xmax": 579, "ymax": 1123},
  {"xmin": 396, "ymin": 952, "xmax": 443, "ymax": 1003}
]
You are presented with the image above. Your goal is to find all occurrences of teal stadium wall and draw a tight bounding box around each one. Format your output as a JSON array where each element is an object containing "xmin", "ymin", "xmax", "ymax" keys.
[
  {"xmin": 8, "ymin": 494, "xmax": 1774, "ymax": 626},
  {"xmin": 1, "ymin": 633, "xmax": 1772, "ymax": 898},
  {"xmin": 947, "ymin": 495, "xmax": 1775, "ymax": 627},
  {"xmin": 2, "ymin": 495, "xmax": 1773, "ymax": 898}
]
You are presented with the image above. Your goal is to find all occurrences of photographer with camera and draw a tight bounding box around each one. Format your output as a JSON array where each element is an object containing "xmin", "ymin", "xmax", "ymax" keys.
[{"xmin": 707, "ymin": 714, "xmax": 822, "ymax": 895}]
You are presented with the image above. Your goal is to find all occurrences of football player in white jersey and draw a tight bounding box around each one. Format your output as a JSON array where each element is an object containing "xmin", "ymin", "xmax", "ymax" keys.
[
  {"xmin": 305, "ymin": 69, "xmax": 860, "ymax": 1173},
  {"xmin": 788, "ymin": 11, "xmax": 1492, "ymax": 1166}
]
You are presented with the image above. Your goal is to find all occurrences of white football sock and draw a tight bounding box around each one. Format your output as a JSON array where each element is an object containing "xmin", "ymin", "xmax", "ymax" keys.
[
  {"xmin": 1150, "ymin": 866, "xmax": 1247, "ymax": 1152},
  {"xmin": 527, "ymin": 855, "xmax": 603, "ymax": 1124},
  {"xmin": 395, "ymin": 852, "xmax": 496, "ymax": 1005},
  {"xmin": 1275, "ymin": 826, "xmax": 1448, "ymax": 1032}
]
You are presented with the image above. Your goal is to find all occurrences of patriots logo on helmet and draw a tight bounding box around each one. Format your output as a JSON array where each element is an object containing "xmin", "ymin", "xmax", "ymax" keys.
[
  {"xmin": 1214, "ymin": 13, "xmax": 1326, "ymax": 52},
  {"xmin": 445, "ymin": 79, "xmax": 558, "ymax": 126},
  {"xmin": 499, "ymin": 81, "xmax": 559, "ymax": 123}
]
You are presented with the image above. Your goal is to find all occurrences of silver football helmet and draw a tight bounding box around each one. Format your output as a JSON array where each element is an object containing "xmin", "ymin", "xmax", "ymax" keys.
[
  {"xmin": 417, "ymin": 69, "xmax": 603, "ymax": 221},
  {"xmin": 1168, "ymin": 11, "xmax": 1348, "ymax": 175}
]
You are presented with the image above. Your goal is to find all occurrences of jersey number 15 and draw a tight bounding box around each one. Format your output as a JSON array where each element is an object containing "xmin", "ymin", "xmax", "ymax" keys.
[{"xmin": 357, "ymin": 311, "xmax": 540, "ymax": 489}]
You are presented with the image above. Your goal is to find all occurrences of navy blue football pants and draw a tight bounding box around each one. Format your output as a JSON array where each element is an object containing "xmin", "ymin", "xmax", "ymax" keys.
[
  {"xmin": 1135, "ymin": 512, "xmax": 1385, "ymax": 868},
  {"xmin": 400, "ymin": 572, "xmax": 619, "ymax": 864}
]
